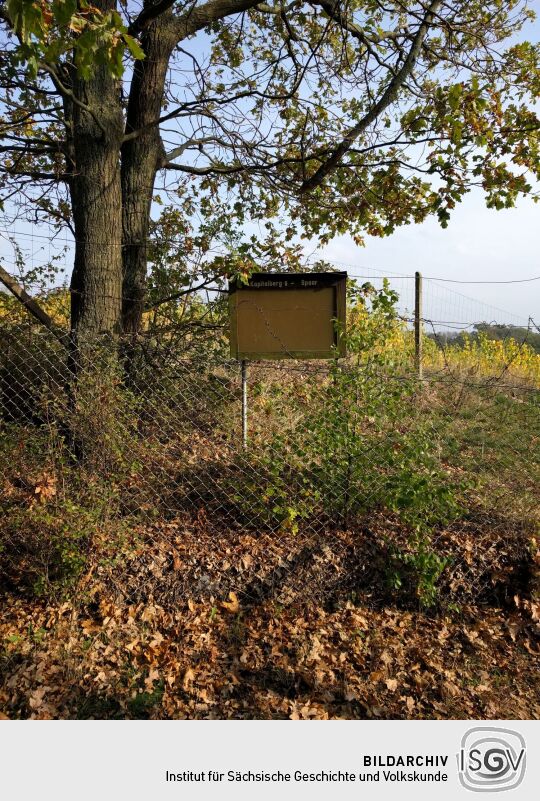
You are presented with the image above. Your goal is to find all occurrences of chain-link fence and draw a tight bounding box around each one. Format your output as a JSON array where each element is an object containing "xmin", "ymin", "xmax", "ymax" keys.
[{"xmin": 1, "ymin": 283, "xmax": 539, "ymax": 611}]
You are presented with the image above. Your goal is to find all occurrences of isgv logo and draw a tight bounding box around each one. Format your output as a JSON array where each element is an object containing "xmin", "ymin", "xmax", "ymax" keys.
[{"xmin": 458, "ymin": 727, "xmax": 526, "ymax": 793}]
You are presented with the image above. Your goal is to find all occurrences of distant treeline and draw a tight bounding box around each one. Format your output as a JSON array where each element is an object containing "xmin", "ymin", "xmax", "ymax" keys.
[{"xmin": 429, "ymin": 323, "xmax": 540, "ymax": 354}]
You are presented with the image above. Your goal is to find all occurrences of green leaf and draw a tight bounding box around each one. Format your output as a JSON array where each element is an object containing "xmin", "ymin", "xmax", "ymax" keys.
[
  {"xmin": 122, "ymin": 34, "xmax": 145, "ymax": 61},
  {"xmin": 52, "ymin": 0, "xmax": 77, "ymax": 27}
]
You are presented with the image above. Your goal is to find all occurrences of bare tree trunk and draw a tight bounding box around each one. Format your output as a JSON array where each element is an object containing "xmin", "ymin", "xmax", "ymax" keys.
[
  {"xmin": 121, "ymin": 10, "xmax": 176, "ymax": 334},
  {"xmin": 68, "ymin": 5, "xmax": 124, "ymax": 341}
]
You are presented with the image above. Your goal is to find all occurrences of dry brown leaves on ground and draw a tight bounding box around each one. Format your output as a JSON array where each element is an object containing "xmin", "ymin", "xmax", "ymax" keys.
[{"xmin": 0, "ymin": 514, "xmax": 538, "ymax": 720}]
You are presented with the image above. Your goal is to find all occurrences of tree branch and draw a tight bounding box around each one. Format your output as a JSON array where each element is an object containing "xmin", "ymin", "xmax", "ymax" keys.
[
  {"xmin": 300, "ymin": 0, "xmax": 442, "ymax": 193},
  {"xmin": 0, "ymin": 263, "xmax": 69, "ymax": 346},
  {"xmin": 173, "ymin": 0, "xmax": 261, "ymax": 39},
  {"xmin": 145, "ymin": 275, "xmax": 225, "ymax": 310},
  {"xmin": 310, "ymin": 0, "xmax": 408, "ymax": 46},
  {"xmin": 129, "ymin": 0, "xmax": 178, "ymax": 36}
]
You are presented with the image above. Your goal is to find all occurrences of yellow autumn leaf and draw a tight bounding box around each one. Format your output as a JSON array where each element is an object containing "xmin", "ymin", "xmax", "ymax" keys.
[{"xmin": 221, "ymin": 591, "xmax": 239, "ymax": 613}]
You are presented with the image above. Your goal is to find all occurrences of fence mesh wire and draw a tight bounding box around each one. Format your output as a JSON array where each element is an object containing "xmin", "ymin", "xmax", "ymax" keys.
[{"xmin": 0, "ymin": 278, "xmax": 539, "ymax": 611}]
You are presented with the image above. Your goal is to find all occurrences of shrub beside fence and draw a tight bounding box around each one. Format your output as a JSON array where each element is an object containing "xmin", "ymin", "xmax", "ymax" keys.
[{"xmin": 1, "ymin": 286, "xmax": 539, "ymax": 609}]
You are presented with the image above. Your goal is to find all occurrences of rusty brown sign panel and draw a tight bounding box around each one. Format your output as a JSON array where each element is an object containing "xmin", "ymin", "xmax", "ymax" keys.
[{"xmin": 229, "ymin": 272, "xmax": 347, "ymax": 360}]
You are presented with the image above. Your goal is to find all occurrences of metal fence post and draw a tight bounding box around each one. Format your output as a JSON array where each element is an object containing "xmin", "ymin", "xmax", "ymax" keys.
[
  {"xmin": 241, "ymin": 359, "xmax": 248, "ymax": 448},
  {"xmin": 414, "ymin": 271, "xmax": 423, "ymax": 380}
]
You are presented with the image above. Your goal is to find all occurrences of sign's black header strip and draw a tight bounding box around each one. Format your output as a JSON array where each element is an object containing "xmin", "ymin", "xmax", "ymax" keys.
[{"xmin": 229, "ymin": 272, "xmax": 348, "ymax": 293}]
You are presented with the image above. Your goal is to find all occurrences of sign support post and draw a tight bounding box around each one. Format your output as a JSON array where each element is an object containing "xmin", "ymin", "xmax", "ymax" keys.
[{"xmin": 241, "ymin": 359, "xmax": 248, "ymax": 449}]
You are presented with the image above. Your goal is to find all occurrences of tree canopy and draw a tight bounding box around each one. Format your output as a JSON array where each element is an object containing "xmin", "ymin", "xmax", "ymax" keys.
[{"xmin": 0, "ymin": 0, "xmax": 539, "ymax": 336}]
